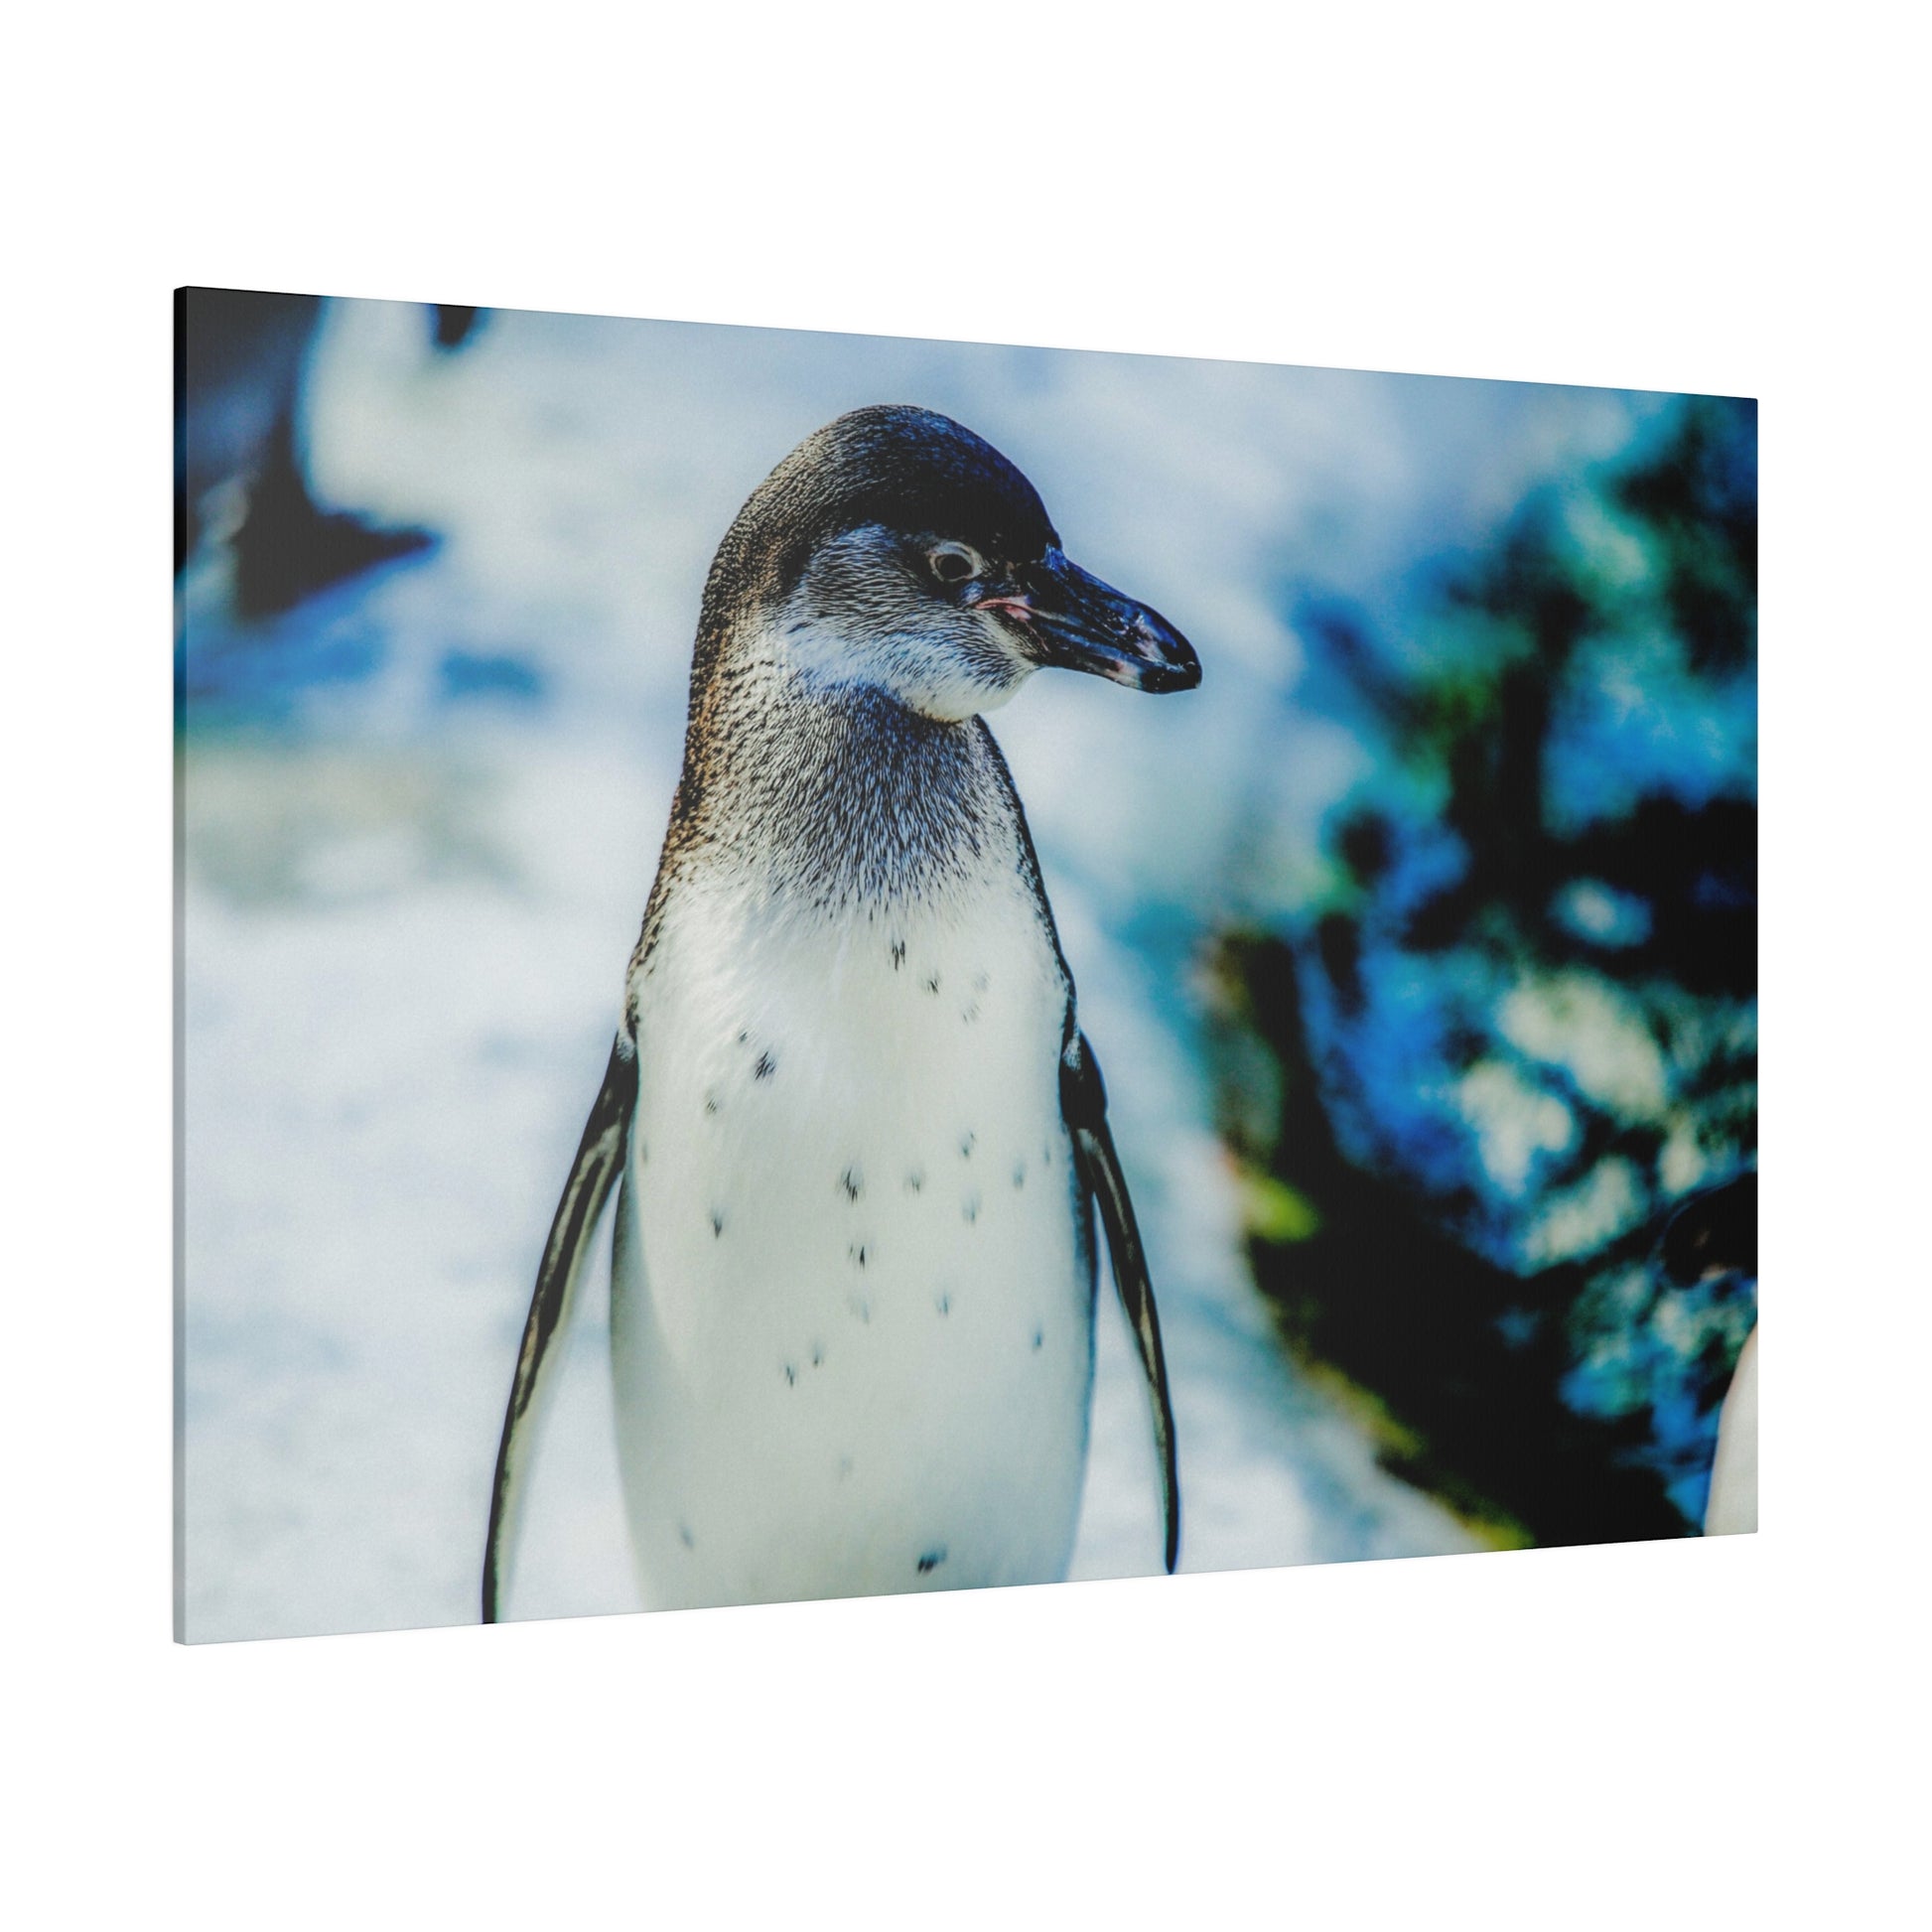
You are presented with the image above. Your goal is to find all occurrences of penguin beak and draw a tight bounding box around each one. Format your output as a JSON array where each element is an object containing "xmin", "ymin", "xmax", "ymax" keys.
[{"xmin": 977, "ymin": 551, "xmax": 1201, "ymax": 694}]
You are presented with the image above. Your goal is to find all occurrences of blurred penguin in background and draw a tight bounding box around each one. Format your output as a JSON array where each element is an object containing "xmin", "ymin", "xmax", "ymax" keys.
[
  {"xmin": 176, "ymin": 290, "xmax": 481, "ymax": 618},
  {"xmin": 1704, "ymin": 1326, "xmax": 1756, "ymax": 1535},
  {"xmin": 1657, "ymin": 1173, "xmax": 1757, "ymax": 1535}
]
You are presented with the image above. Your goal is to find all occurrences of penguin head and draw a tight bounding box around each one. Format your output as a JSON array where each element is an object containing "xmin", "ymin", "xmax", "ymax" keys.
[{"xmin": 708, "ymin": 405, "xmax": 1200, "ymax": 723}]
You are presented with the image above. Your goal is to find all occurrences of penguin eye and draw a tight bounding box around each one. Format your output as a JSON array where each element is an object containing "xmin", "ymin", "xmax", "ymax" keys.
[{"xmin": 927, "ymin": 543, "xmax": 984, "ymax": 587}]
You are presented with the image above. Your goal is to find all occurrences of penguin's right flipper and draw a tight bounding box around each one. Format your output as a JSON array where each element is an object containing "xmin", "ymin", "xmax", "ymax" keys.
[
  {"xmin": 1062, "ymin": 1031, "xmax": 1181, "ymax": 1575},
  {"xmin": 482, "ymin": 1035, "xmax": 637, "ymax": 1622}
]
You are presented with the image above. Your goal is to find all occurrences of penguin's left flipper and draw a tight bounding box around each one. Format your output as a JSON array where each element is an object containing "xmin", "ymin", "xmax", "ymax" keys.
[
  {"xmin": 482, "ymin": 1035, "xmax": 638, "ymax": 1622},
  {"xmin": 1062, "ymin": 1031, "xmax": 1181, "ymax": 1574}
]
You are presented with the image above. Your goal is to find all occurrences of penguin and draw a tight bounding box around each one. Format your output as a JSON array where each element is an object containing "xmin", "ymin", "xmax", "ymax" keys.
[
  {"xmin": 1704, "ymin": 1325, "xmax": 1757, "ymax": 1536},
  {"xmin": 176, "ymin": 289, "xmax": 441, "ymax": 617},
  {"xmin": 1657, "ymin": 1173, "xmax": 1758, "ymax": 1536},
  {"xmin": 483, "ymin": 404, "xmax": 1199, "ymax": 1619}
]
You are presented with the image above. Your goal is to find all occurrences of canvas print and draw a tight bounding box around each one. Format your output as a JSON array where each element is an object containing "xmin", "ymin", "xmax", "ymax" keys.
[{"xmin": 175, "ymin": 290, "xmax": 1757, "ymax": 1642}]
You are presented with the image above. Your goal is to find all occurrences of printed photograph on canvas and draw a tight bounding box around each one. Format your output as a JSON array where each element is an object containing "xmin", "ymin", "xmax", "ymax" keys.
[{"xmin": 175, "ymin": 290, "xmax": 1757, "ymax": 1641}]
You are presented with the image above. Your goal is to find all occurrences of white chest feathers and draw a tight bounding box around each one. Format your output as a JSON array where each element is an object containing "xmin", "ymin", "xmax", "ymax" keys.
[{"xmin": 610, "ymin": 865, "xmax": 1095, "ymax": 1608}]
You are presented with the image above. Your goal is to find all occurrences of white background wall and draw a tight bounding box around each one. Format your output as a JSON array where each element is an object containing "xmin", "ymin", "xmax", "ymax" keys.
[{"xmin": 5, "ymin": 5, "xmax": 1920, "ymax": 1924}]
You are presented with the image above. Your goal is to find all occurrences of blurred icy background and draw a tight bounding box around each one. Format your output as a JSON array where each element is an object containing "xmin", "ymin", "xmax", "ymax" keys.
[{"xmin": 177, "ymin": 294, "xmax": 1754, "ymax": 1641}]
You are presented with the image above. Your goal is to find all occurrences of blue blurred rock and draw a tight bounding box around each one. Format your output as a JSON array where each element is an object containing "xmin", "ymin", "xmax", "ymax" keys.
[{"xmin": 1215, "ymin": 395, "xmax": 1757, "ymax": 1540}]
